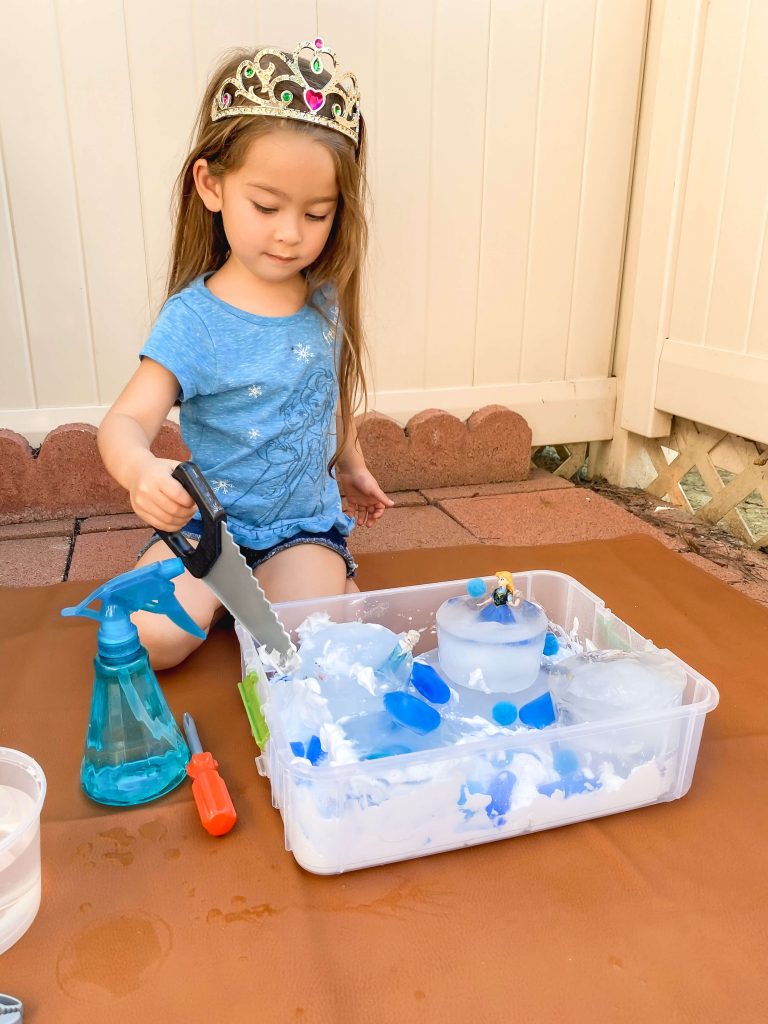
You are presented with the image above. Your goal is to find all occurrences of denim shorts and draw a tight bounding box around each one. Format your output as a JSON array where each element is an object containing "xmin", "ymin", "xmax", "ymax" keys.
[{"xmin": 137, "ymin": 521, "xmax": 357, "ymax": 578}]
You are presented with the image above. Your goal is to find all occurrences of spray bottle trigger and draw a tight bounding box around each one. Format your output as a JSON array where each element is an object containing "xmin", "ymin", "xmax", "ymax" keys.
[{"xmin": 154, "ymin": 590, "xmax": 206, "ymax": 640}]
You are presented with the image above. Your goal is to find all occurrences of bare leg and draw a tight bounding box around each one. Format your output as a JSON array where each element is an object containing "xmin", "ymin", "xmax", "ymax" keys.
[
  {"xmin": 132, "ymin": 539, "xmax": 223, "ymax": 670},
  {"xmin": 253, "ymin": 543, "xmax": 351, "ymax": 604}
]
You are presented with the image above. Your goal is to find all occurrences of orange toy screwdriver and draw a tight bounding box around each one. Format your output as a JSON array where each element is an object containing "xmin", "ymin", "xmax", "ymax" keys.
[{"xmin": 182, "ymin": 712, "xmax": 237, "ymax": 836}]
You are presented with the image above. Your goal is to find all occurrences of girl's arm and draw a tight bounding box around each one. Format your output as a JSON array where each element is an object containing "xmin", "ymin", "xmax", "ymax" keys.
[
  {"xmin": 98, "ymin": 358, "xmax": 196, "ymax": 532},
  {"xmin": 335, "ymin": 406, "xmax": 394, "ymax": 527}
]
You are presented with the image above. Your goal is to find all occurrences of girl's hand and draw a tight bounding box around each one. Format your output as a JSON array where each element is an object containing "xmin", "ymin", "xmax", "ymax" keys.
[
  {"xmin": 339, "ymin": 468, "xmax": 394, "ymax": 528},
  {"xmin": 128, "ymin": 455, "xmax": 197, "ymax": 533}
]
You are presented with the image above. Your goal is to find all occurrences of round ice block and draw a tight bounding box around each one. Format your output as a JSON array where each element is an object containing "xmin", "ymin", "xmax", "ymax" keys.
[
  {"xmin": 436, "ymin": 595, "xmax": 547, "ymax": 693},
  {"xmin": 550, "ymin": 650, "xmax": 687, "ymax": 724},
  {"xmin": 0, "ymin": 748, "xmax": 47, "ymax": 955}
]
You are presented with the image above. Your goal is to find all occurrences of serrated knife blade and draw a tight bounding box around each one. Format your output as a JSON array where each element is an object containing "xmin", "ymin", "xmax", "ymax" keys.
[
  {"xmin": 158, "ymin": 461, "xmax": 300, "ymax": 672},
  {"xmin": 204, "ymin": 522, "xmax": 298, "ymax": 665}
]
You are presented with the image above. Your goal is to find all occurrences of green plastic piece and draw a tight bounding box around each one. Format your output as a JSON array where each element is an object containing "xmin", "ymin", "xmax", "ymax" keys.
[
  {"xmin": 238, "ymin": 671, "xmax": 269, "ymax": 748},
  {"xmin": 595, "ymin": 613, "xmax": 632, "ymax": 652}
]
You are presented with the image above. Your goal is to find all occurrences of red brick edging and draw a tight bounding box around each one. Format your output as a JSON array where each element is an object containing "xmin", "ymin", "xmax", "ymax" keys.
[{"xmin": 0, "ymin": 405, "xmax": 531, "ymax": 524}]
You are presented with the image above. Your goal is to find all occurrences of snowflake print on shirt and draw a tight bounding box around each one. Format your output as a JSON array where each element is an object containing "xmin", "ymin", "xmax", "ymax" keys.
[
  {"xmin": 248, "ymin": 428, "xmax": 261, "ymax": 441},
  {"xmin": 248, "ymin": 384, "xmax": 263, "ymax": 398},
  {"xmin": 211, "ymin": 479, "xmax": 233, "ymax": 495},
  {"xmin": 293, "ymin": 343, "xmax": 312, "ymax": 363}
]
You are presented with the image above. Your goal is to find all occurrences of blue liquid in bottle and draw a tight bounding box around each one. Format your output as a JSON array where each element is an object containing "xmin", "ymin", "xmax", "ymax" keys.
[{"xmin": 81, "ymin": 651, "xmax": 190, "ymax": 805}]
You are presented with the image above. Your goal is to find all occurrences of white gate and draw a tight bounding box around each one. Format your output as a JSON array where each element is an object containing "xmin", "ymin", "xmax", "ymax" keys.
[{"xmin": 619, "ymin": 0, "xmax": 768, "ymax": 447}]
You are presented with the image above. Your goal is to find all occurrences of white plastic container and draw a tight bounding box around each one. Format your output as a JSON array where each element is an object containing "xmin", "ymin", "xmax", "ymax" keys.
[
  {"xmin": 236, "ymin": 572, "xmax": 719, "ymax": 875},
  {"xmin": 0, "ymin": 748, "xmax": 46, "ymax": 954}
]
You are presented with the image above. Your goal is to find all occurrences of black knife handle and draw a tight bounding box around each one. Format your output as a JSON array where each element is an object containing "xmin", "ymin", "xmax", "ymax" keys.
[{"xmin": 157, "ymin": 461, "xmax": 226, "ymax": 579}]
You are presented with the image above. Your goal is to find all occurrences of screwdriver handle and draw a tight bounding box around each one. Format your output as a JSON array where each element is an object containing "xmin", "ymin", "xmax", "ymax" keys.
[{"xmin": 186, "ymin": 752, "xmax": 237, "ymax": 836}]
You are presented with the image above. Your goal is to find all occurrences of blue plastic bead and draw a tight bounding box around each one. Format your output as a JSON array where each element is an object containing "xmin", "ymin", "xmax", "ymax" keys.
[
  {"xmin": 479, "ymin": 601, "xmax": 515, "ymax": 624},
  {"xmin": 384, "ymin": 691, "xmax": 441, "ymax": 734},
  {"xmin": 543, "ymin": 632, "xmax": 559, "ymax": 655},
  {"xmin": 410, "ymin": 661, "xmax": 451, "ymax": 704},
  {"xmin": 290, "ymin": 741, "xmax": 305, "ymax": 758},
  {"xmin": 553, "ymin": 748, "xmax": 579, "ymax": 775},
  {"xmin": 467, "ymin": 577, "xmax": 487, "ymax": 598},
  {"xmin": 306, "ymin": 735, "xmax": 324, "ymax": 765},
  {"xmin": 492, "ymin": 701, "xmax": 518, "ymax": 726},
  {"xmin": 519, "ymin": 691, "xmax": 556, "ymax": 729}
]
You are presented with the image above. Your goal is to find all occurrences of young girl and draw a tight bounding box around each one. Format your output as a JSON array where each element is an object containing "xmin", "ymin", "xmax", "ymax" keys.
[{"xmin": 98, "ymin": 39, "xmax": 392, "ymax": 669}]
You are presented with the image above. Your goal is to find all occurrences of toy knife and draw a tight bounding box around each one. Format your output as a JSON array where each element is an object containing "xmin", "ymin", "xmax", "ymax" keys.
[{"xmin": 158, "ymin": 462, "xmax": 299, "ymax": 671}]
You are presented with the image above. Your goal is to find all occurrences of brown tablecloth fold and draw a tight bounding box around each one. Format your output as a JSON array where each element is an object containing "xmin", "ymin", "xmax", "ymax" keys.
[{"xmin": 1, "ymin": 537, "xmax": 767, "ymax": 1022}]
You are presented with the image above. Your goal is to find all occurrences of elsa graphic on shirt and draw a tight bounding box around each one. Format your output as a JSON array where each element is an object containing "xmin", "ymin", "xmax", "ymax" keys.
[{"xmin": 228, "ymin": 366, "xmax": 336, "ymax": 524}]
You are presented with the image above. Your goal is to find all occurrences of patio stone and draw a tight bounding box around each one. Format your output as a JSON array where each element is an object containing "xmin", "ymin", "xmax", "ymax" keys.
[
  {"xmin": 79, "ymin": 513, "xmax": 147, "ymax": 534},
  {"xmin": 388, "ymin": 491, "xmax": 428, "ymax": 507},
  {"xmin": 68, "ymin": 528, "xmax": 154, "ymax": 581},
  {"xmin": 0, "ymin": 536, "xmax": 71, "ymax": 586},
  {"xmin": 437, "ymin": 488, "xmax": 676, "ymax": 547},
  {"xmin": 347, "ymin": 505, "xmax": 476, "ymax": 556},
  {"xmin": 734, "ymin": 580, "xmax": 768, "ymax": 606},
  {"xmin": 0, "ymin": 518, "xmax": 75, "ymax": 541},
  {"xmin": 421, "ymin": 469, "xmax": 573, "ymax": 502}
]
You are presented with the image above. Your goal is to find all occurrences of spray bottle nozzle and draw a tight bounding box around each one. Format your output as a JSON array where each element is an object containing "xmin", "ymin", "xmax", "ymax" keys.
[{"xmin": 62, "ymin": 557, "xmax": 205, "ymax": 662}]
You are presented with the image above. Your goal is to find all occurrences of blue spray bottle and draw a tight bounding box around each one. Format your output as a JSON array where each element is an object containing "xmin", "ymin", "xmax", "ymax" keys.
[{"xmin": 62, "ymin": 558, "xmax": 206, "ymax": 806}]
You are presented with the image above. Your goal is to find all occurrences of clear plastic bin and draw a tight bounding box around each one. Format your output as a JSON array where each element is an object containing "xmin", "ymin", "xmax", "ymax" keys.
[{"xmin": 236, "ymin": 571, "xmax": 719, "ymax": 875}]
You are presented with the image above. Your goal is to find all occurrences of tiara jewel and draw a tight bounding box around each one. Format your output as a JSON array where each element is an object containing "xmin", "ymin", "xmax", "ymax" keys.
[{"xmin": 211, "ymin": 38, "xmax": 361, "ymax": 146}]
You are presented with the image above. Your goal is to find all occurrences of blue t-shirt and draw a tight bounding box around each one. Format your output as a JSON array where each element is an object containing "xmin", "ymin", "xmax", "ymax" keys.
[{"xmin": 140, "ymin": 274, "xmax": 354, "ymax": 548}]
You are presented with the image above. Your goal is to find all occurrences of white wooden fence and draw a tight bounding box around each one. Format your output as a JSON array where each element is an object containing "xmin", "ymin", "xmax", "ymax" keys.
[{"xmin": 0, "ymin": 0, "xmax": 647, "ymax": 444}]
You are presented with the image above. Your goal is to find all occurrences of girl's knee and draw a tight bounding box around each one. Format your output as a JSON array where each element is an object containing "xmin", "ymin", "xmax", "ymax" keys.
[{"xmin": 133, "ymin": 610, "xmax": 207, "ymax": 670}]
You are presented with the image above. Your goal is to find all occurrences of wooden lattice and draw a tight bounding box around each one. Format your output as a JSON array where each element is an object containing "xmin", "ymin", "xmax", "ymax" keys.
[
  {"xmin": 642, "ymin": 418, "xmax": 768, "ymax": 549},
  {"xmin": 531, "ymin": 443, "xmax": 589, "ymax": 480}
]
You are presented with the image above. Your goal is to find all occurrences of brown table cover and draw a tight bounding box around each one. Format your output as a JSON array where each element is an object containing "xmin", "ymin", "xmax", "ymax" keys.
[{"xmin": 1, "ymin": 536, "xmax": 767, "ymax": 1022}]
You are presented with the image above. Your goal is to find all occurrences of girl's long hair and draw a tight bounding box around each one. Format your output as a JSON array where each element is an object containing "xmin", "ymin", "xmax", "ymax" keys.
[{"xmin": 165, "ymin": 47, "xmax": 369, "ymax": 472}]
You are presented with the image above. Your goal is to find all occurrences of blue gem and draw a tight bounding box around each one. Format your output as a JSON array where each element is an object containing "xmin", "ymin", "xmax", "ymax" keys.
[
  {"xmin": 305, "ymin": 735, "xmax": 325, "ymax": 765},
  {"xmin": 410, "ymin": 661, "xmax": 451, "ymax": 704},
  {"xmin": 384, "ymin": 691, "xmax": 441, "ymax": 734},
  {"xmin": 543, "ymin": 632, "xmax": 559, "ymax": 655},
  {"xmin": 519, "ymin": 692, "xmax": 556, "ymax": 729}
]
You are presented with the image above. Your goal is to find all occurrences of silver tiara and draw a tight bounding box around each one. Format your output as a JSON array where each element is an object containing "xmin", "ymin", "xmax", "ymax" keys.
[{"xmin": 211, "ymin": 38, "xmax": 361, "ymax": 146}]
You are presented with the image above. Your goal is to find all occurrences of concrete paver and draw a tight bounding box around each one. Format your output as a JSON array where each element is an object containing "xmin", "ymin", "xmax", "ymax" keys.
[
  {"xmin": 421, "ymin": 469, "xmax": 572, "ymax": 501},
  {"xmin": 0, "ymin": 518, "xmax": 75, "ymax": 541},
  {"xmin": 0, "ymin": 536, "xmax": 71, "ymax": 586},
  {"xmin": 67, "ymin": 528, "xmax": 153, "ymax": 582},
  {"xmin": 347, "ymin": 505, "xmax": 476, "ymax": 557},
  {"xmin": 437, "ymin": 488, "xmax": 676, "ymax": 548},
  {"xmin": 79, "ymin": 513, "xmax": 146, "ymax": 534},
  {"xmin": 387, "ymin": 491, "xmax": 428, "ymax": 507},
  {"xmin": 1, "ymin": 480, "xmax": 765, "ymax": 606}
]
